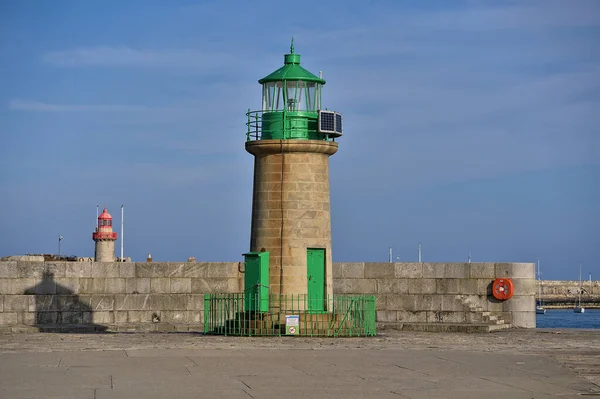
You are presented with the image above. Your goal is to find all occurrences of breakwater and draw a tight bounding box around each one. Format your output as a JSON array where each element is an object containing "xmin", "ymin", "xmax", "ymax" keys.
[
  {"xmin": 0, "ymin": 261, "xmax": 535, "ymax": 332},
  {"xmin": 536, "ymin": 280, "xmax": 600, "ymax": 309}
]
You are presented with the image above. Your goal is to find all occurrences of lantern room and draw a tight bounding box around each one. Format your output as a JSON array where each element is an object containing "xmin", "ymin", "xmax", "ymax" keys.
[
  {"xmin": 259, "ymin": 41, "xmax": 324, "ymax": 113},
  {"xmin": 246, "ymin": 39, "xmax": 343, "ymax": 141},
  {"xmin": 98, "ymin": 208, "xmax": 112, "ymax": 228},
  {"xmin": 92, "ymin": 208, "xmax": 118, "ymax": 241}
]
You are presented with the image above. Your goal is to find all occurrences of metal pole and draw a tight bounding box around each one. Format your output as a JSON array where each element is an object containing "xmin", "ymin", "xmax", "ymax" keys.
[
  {"xmin": 58, "ymin": 235, "xmax": 63, "ymax": 256},
  {"xmin": 389, "ymin": 247, "xmax": 392, "ymax": 263},
  {"xmin": 121, "ymin": 205, "xmax": 124, "ymax": 262},
  {"xmin": 537, "ymin": 258, "xmax": 542, "ymax": 305},
  {"xmin": 418, "ymin": 243, "xmax": 422, "ymax": 263}
]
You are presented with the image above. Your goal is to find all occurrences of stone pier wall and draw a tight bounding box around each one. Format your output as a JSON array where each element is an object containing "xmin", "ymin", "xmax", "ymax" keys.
[
  {"xmin": 333, "ymin": 262, "xmax": 536, "ymax": 328},
  {"xmin": 0, "ymin": 261, "xmax": 242, "ymax": 331},
  {"xmin": 0, "ymin": 260, "xmax": 535, "ymax": 331}
]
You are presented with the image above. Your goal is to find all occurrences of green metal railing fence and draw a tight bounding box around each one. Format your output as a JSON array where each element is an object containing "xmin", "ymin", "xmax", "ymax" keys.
[{"xmin": 204, "ymin": 293, "xmax": 376, "ymax": 337}]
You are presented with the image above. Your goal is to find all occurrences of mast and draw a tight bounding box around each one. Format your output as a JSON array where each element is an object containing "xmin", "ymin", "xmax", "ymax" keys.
[
  {"xmin": 578, "ymin": 263, "xmax": 582, "ymax": 306},
  {"xmin": 537, "ymin": 258, "xmax": 542, "ymax": 306}
]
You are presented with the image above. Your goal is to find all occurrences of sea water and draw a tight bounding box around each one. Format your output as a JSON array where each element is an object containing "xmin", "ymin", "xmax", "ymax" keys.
[{"xmin": 536, "ymin": 309, "xmax": 600, "ymax": 329}]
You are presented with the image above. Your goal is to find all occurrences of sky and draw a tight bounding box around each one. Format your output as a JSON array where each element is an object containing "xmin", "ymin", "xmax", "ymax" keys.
[{"xmin": 0, "ymin": 0, "xmax": 598, "ymax": 280}]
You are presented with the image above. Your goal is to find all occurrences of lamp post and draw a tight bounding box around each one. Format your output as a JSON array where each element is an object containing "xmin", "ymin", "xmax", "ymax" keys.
[{"xmin": 58, "ymin": 235, "xmax": 63, "ymax": 257}]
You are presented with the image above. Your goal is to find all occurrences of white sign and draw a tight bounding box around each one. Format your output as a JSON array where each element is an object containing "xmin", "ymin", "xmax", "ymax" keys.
[
  {"xmin": 285, "ymin": 315, "xmax": 299, "ymax": 335},
  {"xmin": 286, "ymin": 315, "xmax": 299, "ymax": 326}
]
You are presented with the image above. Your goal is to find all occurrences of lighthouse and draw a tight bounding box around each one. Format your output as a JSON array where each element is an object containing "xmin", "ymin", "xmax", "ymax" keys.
[
  {"xmin": 245, "ymin": 40, "xmax": 342, "ymax": 311},
  {"xmin": 92, "ymin": 208, "xmax": 118, "ymax": 262}
]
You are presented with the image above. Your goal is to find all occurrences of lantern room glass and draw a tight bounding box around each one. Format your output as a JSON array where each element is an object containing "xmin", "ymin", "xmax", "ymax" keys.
[
  {"xmin": 262, "ymin": 81, "xmax": 321, "ymax": 112},
  {"xmin": 262, "ymin": 82, "xmax": 283, "ymax": 111}
]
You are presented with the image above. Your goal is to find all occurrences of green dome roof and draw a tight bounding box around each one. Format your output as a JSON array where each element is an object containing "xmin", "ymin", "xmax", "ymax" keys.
[{"xmin": 258, "ymin": 40, "xmax": 326, "ymax": 85}]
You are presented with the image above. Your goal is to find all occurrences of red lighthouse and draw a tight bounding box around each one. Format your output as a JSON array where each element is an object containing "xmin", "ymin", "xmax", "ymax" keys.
[{"xmin": 92, "ymin": 208, "xmax": 118, "ymax": 262}]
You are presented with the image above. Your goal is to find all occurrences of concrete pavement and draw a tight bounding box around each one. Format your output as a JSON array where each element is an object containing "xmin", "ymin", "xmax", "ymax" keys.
[{"xmin": 0, "ymin": 329, "xmax": 598, "ymax": 398}]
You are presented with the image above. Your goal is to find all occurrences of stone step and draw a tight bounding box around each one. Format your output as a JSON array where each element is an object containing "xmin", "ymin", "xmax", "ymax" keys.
[{"xmin": 378, "ymin": 322, "xmax": 512, "ymax": 333}]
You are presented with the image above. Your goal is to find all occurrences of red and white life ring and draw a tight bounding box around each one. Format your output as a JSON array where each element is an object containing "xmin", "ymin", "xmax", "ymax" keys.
[{"xmin": 492, "ymin": 278, "xmax": 514, "ymax": 300}]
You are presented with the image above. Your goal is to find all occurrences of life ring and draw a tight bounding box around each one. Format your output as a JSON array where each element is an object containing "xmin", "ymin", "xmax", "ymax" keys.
[{"xmin": 492, "ymin": 278, "xmax": 514, "ymax": 300}]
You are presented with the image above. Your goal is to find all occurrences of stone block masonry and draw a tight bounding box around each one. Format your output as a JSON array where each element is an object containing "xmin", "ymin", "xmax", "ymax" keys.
[
  {"xmin": 0, "ymin": 260, "xmax": 536, "ymax": 331},
  {"xmin": 332, "ymin": 262, "xmax": 536, "ymax": 328},
  {"xmin": 246, "ymin": 140, "xmax": 338, "ymax": 299},
  {"xmin": 0, "ymin": 261, "xmax": 242, "ymax": 331}
]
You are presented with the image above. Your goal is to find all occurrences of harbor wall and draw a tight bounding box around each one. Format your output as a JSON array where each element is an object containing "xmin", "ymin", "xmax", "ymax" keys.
[
  {"xmin": 537, "ymin": 280, "xmax": 600, "ymax": 308},
  {"xmin": 333, "ymin": 262, "xmax": 535, "ymax": 329},
  {"xmin": 0, "ymin": 261, "xmax": 535, "ymax": 331},
  {"xmin": 0, "ymin": 261, "xmax": 242, "ymax": 331}
]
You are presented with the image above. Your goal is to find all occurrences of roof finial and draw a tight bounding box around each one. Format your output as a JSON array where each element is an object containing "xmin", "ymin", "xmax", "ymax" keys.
[{"xmin": 290, "ymin": 37, "xmax": 295, "ymax": 54}]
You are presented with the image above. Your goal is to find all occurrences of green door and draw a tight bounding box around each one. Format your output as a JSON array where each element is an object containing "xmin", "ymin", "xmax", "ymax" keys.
[
  {"xmin": 307, "ymin": 248, "xmax": 325, "ymax": 312},
  {"xmin": 243, "ymin": 252, "xmax": 269, "ymax": 312}
]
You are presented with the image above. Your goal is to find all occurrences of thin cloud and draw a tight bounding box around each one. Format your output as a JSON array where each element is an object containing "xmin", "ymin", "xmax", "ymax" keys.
[
  {"xmin": 293, "ymin": 1, "xmax": 599, "ymax": 63},
  {"xmin": 69, "ymin": 160, "xmax": 248, "ymax": 188},
  {"xmin": 42, "ymin": 46, "xmax": 235, "ymax": 69},
  {"xmin": 9, "ymin": 99, "xmax": 156, "ymax": 112},
  {"xmin": 390, "ymin": 1, "xmax": 600, "ymax": 31}
]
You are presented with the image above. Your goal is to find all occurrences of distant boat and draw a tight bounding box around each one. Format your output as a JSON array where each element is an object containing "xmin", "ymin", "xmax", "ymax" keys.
[
  {"xmin": 535, "ymin": 306, "xmax": 546, "ymax": 315},
  {"xmin": 574, "ymin": 264, "xmax": 585, "ymax": 314},
  {"xmin": 536, "ymin": 259, "xmax": 546, "ymax": 315}
]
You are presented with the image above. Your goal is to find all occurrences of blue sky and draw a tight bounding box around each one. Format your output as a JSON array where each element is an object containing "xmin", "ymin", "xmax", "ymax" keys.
[{"xmin": 1, "ymin": 0, "xmax": 598, "ymax": 280}]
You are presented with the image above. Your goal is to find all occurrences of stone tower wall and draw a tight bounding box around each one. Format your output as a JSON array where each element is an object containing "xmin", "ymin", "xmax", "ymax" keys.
[
  {"xmin": 94, "ymin": 241, "xmax": 115, "ymax": 262},
  {"xmin": 246, "ymin": 140, "xmax": 338, "ymax": 297}
]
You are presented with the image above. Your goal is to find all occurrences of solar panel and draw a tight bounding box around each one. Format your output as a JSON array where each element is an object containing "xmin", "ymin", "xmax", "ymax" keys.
[
  {"xmin": 318, "ymin": 110, "xmax": 343, "ymax": 137},
  {"xmin": 320, "ymin": 112, "xmax": 335, "ymax": 132}
]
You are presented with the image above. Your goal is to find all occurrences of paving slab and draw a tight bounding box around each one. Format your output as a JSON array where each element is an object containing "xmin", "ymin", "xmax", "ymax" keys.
[
  {"xmin": 0, "ymin": 329, "xmax": 598, "ymax": 398},
  {"xmin": 94, "ymin": 387, "xmax": 251, "ymax": 399}
]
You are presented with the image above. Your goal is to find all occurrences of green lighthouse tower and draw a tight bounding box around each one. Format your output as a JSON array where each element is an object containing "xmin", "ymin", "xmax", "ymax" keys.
[{"xmin": 246, "ymin": 40, "xmax": 342, "ymax": 311}]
